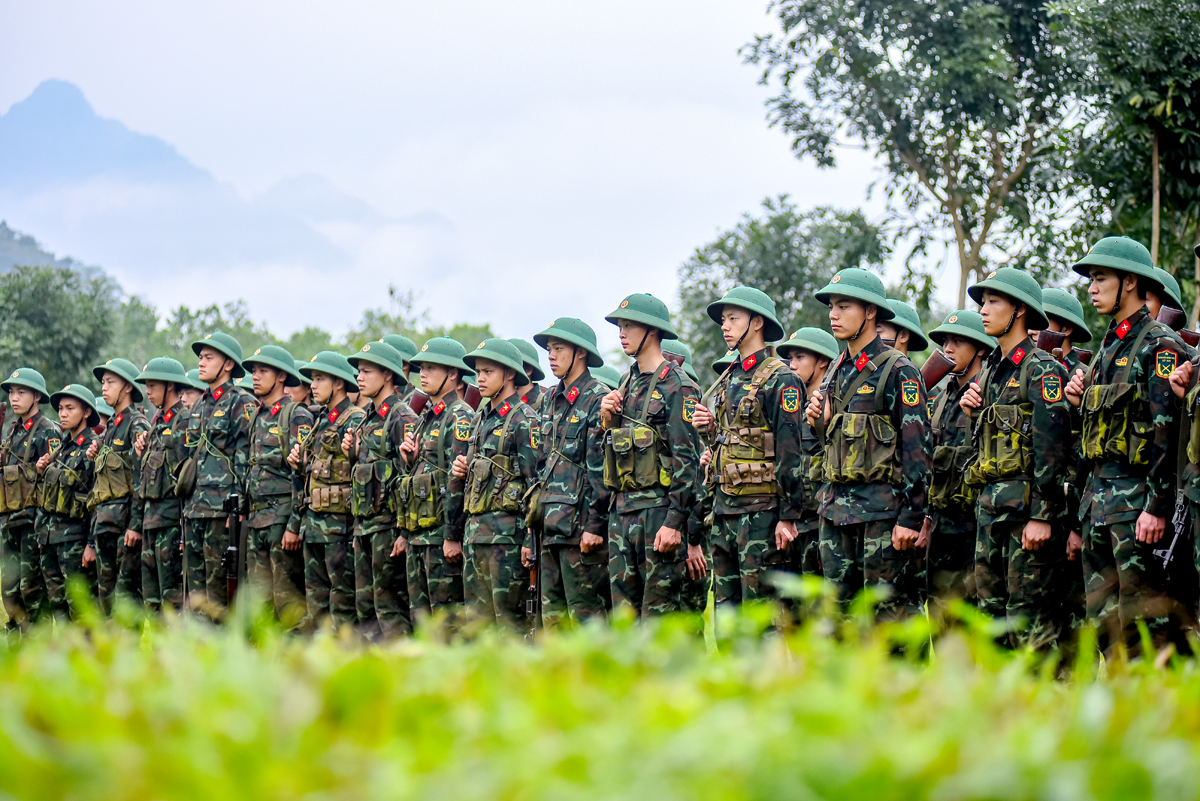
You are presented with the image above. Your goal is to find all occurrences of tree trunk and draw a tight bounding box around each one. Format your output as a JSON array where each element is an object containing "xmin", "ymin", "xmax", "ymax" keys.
[
  {"xmin": 1152, "ymin": 131, "xmax": 1161, "ymax": 264},
  {"xmin": 957, "ymin": 259, "xmax": 973, "ymax": 309}
]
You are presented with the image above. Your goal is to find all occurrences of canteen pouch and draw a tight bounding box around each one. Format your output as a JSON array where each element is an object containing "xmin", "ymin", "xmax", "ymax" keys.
[
  {"xmin": 823, "ymin": 412, "xmax": 898, "ymax": 485},
  {"xmin": 1, "ymin": 462, "xmax": 37, "ymax": 512},
  {"xmin": 1081, "ymin": 382, "xmax": 1150, "ymax": 466},
  {"xmin": 602, "ymin": 425, "xmax": 663, "ymax": 492},
  {"xmin": 141, "ymin": 449, "xmax": 171, "ymax": 501},
  {"xmin": 174, "ymin": 456, "xmax": 197, "ymax": 498},
  {"xmin": 717, "ymin": 427, "xmax": 777, "ymax": 497},
  {"xmin": 350, "ymin": 461, "xmax": 393, "ymax": 517},
  {"xmin": 929, "ymin": 444, "xmax": 975, "ymax": 510},
  {"xmin": 40, "ymin": 464, "xmax": 86, "ymax": 519},
  {"xmin": 394, "ymin": 475, "xmax": 416, "ymax": 532},
  {"xmin": 89, "ymin": 450, "xmax": 134, "ymax": 509}
]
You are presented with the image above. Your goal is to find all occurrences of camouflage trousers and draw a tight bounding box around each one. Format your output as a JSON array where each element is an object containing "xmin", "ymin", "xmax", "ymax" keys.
[
  {"xmin": 712, "ymin": 511, "xmax": 793, "ymax": 606},
  {"xmin": 928, "ymin": 516, "xmax": 976, "ymax": 607},
  {"xmin": 183, "ymin": 517, "xmax": 232, "ymax": 608},
  {"xmin": 1, "ymin": 519, "xmax": 25, "ymax": 630},
  {"xmin": 41, "ymin": 539, "xmax": 89, "ymax": 619},
  {"xmin": 353, "ymin": 529, "xmax": 412, "ymax": 640},
  {"xmin": 792, "ymin": 515, "xmax": 823, "ymax": 576},
  {"xmin": 407, "ymin": 541, "xmax": 464, "ymax": 624},
  {"xmin": 246, "ymin": 523, "xmax": 305, "ymax": 626},
  {"xmin": 818, "ymin": 516, "xmax": 920, "ymax": 620},
  {"xmin": 976, "ymin": 519, "xmax": 1066, "ymax": 650},
  {"xmin": 1083, "ymin": 517, "xmax": 1189, "ymax": 654},
  {"xmin": 540, "ymin": 541, "xmax": 610, "ymax": 628},
  {"xmin": 609, "ymin": 506, "xmax": 684, "ymax": 617},
  {"xmin": 680, "ymin": 543, "xmax": 712, "ymax": 614},
  {"xmin": 303, "ymin": 538, "xmax": 356, "ymax": 631},
  {"xmin": 141, "ymin": 526, "xmax": 184, "ymax": 612},
  {"xmin": 19, "ymin": 526, "xmax": 46, "ymax": 624},
  {"xmin": 464, "ymin": 542, "xmax": 530, "ymax": 631}
]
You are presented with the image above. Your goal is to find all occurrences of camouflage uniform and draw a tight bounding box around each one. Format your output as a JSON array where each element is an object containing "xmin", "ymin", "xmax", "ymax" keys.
[
  {"xmin": 35, "ymin": 426, "xmax": 95, "ymax": 618},
  {"xmin": 706, "ymin": 348, "xmax": 807, "ymax": 605},
  {"xmin": 404, "ymin": 392, "xmax": 472, "ymax": 623},
  {"xmin": 457, "ymin": 391, "xmax": 540, "ymax": 629},
  {"xmin": 969, "ymin": 337, "xmax": 1072, "ymax": 648},
  {"xmin": 246, "ymin": 397, "xmax": 313, "ymax": 625},
  {"xmin": 134, "ymin": 401, "xmax": 188, "ymax": 611},
  {"xmin": 535, "ymin": 370, "xmax": 612, "ymax": 626},
  {"xmin": 88, "ymin": 405, "xmax": 150, "ymax": 612},
  {"xmin": 297, "ymin": 396, "xmax": 364, "ymax": 630},
  {"xmin": 1058, "ymin": 346, "xmax": 1088, "ymax": 632},
  {"xmin": 682, "ymin": 476, "xmax": 714, "ymax": 613},
  {"xmin": 926, "ymin": 375, "xmax": 978, "ymax": 603},
  {"xmin": 817, "ymin": 335, "xmax": 931, "ymax": 619},
  {"xmin": 181, "ymin": 381, "xmax": 254, "ymax": 607},
  {"xmin": 795, "ymin": 412, "xmax": 825, "ymax": 577},
  {"xmin": 349, "ymin": 391, "xmax": 416, "ymax": 639},
  {"xmin": 605, "ymin": 361, "xmax": 700, "ymax": 616},
  {"xmin": 1, "ymin": 408, "xmax": 58, "ymax": 628}
]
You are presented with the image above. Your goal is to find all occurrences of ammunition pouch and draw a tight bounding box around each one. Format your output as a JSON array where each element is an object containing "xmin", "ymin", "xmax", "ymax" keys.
[
  {"xmin": 929, "ymin": 444, "xmax": 976, "ymax": 510},
  {"xmin": 395, "ymin": 472, "xmax": 444, "ymax": 532},
  {"xmin": 88, "ymin": 449, "xmax": 134, "ymax": 510},
  {"xmin": 350, "ymin": 459, "xmax": 394, "ymax": 518},
  {"xmin": 822, "ymin": 412, "xmax": 900, "ymax": 485},
  {"xmin": 1081, "ymin": 382, "xmax": 1152, "ymax": 467},
  {"xmin": 524, "ymin": 481, "xmax": 545, "ymax": 529},
  {"xmin": 602, "ymin": 425, "xmax": 669, "ymax": 492},
  {"xmin": 965, "ymin": 403, "xmax": 1033, "ymax": 486},
  {"xmin": 716, "ymin": 427, "xmax": 777, "ymax": 496},
  {"xmin": 39, "ymin": 463, "xmax": 87, "ymax": 519},
  {"xmin": 141, "ymin": 448, "xmax": 175, "ymax": 501},
  {"xmin": 308, "ymin": 432, "xmax": 353, "ymax": 514},
  {"xmin": 464, "ymin": 454, "xmax": 526, "ymax": 516},
  {"xmin": 0, "ymin": 461, "xmax": 37, "ymax": 512}
]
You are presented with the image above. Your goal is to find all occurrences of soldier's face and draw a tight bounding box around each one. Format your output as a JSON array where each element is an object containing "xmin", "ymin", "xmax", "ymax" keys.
[
  {"xmin": 876, "ymin": 322, "xmax": 909, "ymax": 350},
  {"xmin": 145, "ymin": 380, "xmax": 168, "ymax": 408},
  {"xmin": 979, "ymin": 291, "xmax": 1020, "ymax": 337},
  {"xmin": 251, "ymin": 365, "xmax": 284, "ymax": 398},
  {"xmin": 941, "ymin": 335, "xmax": 978, "ymax": 371},
  {"xmin": 286, "ymin": 385, "xmax": 311, "ymax": 405},
  {"xmin": 100, "ymin": 372, "xmax": 130, "ymax": 407},
  {"xmin": 197, "ymin": 347, "xmax": 233, "ymax": 384},
  {"xmin": 310, "ymin": 373, "xmax": 337, "ymax": 404},
  {"xmin": 1088, "ymin": 267, "xmax": 1126, "ymax": 315},
  {"xmin": 474, "ymin": 360, "xmax": 511, "ymax": 399},
  {"xmin": 181, "ymin": 388, "xmax": 202, "ymax": 408},
  {"xmin": 546, "ymin": 339, "xmax": 580, "ymax": 379},
  {"xmin": 827, "ymin": 296, "xmax": 868, "ymax": 340},
  {"xmin": 356, "ymin": 362, "xmax": 388, "ymax": 398},
  {"xmin": 1145, "ymin": 289, "xmax": 1163, "ymax": 319},
  {"xmin": 56, "ymin": 397, "xmax": 85, "ymax": 430},
  {"xmin": 719, "ymin": 307, "xmax": 761, "ymax": 348},
  {"xmin": 618, "ymin": 320, "xmax": 654, "ymax": 355},
  {"xmin": 419, "ymin": 363, "xmax": 451, "ymax": 394},
  {"xmin": 788, "ymin": 350, "xmax": 821, "ymax": 384},
  {"xmin": 8, "ymin": 387, "xmax": 36, "ymax": 417}
]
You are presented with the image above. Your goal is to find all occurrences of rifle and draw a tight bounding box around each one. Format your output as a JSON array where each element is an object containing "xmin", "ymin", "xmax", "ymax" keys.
[
  {"xmin": 525, "ymin": 530, "xmax": 541, "ymax": 633},
  {"xmin": 1157, "ymin": 305, "xmax": 1187, "ymax": 331},
  {"xmin": 920, "ymin": 350, "xmax": 956, "ymax": 389},
  {"xmin": 0, "ymin": 401, "xmax": 7, "ymax": 443},
  {"xmin": 463, "ymin": 384, "xmax": 483, "ymax": 410},
  {"xmin": 1075, "ymin": 348, "xmax": 1094, "ymax": 365},
  {"xmin": 663, "ymin": 351, "xmax": 686, "ymax": 369},
  {"xmin": 222, "ymin": 493, "xmax": 245, "ymax": 605},
  {"xmin": 409, "ymin": 390, "xmax": 431, "ymax": 415},
  {"xmin": 1035, "ymin": 329, "xmax": 1067, "ymax": 360}
]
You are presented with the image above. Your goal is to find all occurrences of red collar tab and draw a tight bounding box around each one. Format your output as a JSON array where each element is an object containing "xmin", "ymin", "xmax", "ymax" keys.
[
  {"xmin": 432, "ymin": 401, "xmax": 446, "ymax": 416},
  {"xmin": 113, "ymin": 413, "xmax": 123, "ymax": 427},
  {"xmin": 521, "ymin": 394, "xmax": 528, "ymax": 403},
  {"xmin": 328, "ymin": 408, "xmax": 339, "ymax": 423},
  {"xmin": 1010, "ymin": 347, "xmax": 1026, "ymax": 366},
  {"xmin": 163, "ymin": 409, "xmax": 174, "ymax": 424},
  {"xmin": 742, "ymin": 354, "xmax": 757, "ymax": 371},
  {"xmin": 75, "ymin": 434, "xmax": 86, "ymax": 446},
  {"xmin": 1116, "ymin": 319, "xmax": 1132, "ymax": 339},
  {"xmin": 270, "ymin": 401, "xmax": 282, "ymax": 416},
  {"xmin": 212, "ymin": 386, "xmax": 224, "ymax": 401},
  {"xmin": 854, "ymin": 352, "xmax": 869, "ymax": 371},
  {"xmin": 497, "ymin": 401, "xmax": 512, "ymax": 417},
  {"xmin": 658, "ymin": 363, "xmax": 671, "ymax": 380},
  {"xmin": 566, "ymin": 386, "xmax": 579, "ymax": 404},
  {"xmin": 23, "ymin": 418, "xmax": 33, "ymax": 431},
  {"xmin": 378, "ymin": 402, "xmax": 390, "ymax": 418}
]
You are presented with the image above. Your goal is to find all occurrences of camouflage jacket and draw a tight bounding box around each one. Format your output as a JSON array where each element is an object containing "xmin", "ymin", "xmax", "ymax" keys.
[
  {"xmin": 817, "ymin": 335, "xmax": 931, "ymax": 530},
  {"xmin": 1078, "ymin": 306, "xmax": 1183, "ymax": 525},
  {"xmin": 972, "ymin": 338, "xmax": 1071, "ymax": 527},
  {"xmin": 926, "ymin": 373, "xmax": 975, "ymax": 532},
  {"xmin": 297, "ymin": 396, "xmax": 365, "ymax": 542},
  {"xmin": 608, "ymin": 360, "xmax": 701, "ymax": 532},
  {"xmin": 1058, "ymin": 347, "xmax": 1085, "ymax": 530},
  {"xmin": 706, "ymin": 348, "xmax": 806, "ymax": 518},
  {"xmin": 134, "ymin": 401, "xmax": 189, "ymax": 532},
  {"xmin": 35, "ymin": 426, "xmax": 95, "ymax": 545},
  {"xmin": 522, "ymin": 384, "xmax": 546, "ymax": 418},
  {"xmin": 0, "ymin": 410, "xmax": 59, "ymax": 529},
  {"xmin": 350, "ymin": 391, "xmax": 417, "ymax": 535},
  {"xmin": 456, "ymin": 392, "xmax": 539, "ymax": 547},
  {"xmin": 246, "ymin": 397, "xmax": 314, "ymax": 532},
  {"xmin": 536, "ymin": 369, "xmax": 611, "ymax": 546},
  {"xmin": 407, "ymin": 391, "xmax": 473, "ymax": 546},
  {"xmin": 182, "ymin": 381, "xmax": 254, "ymax": 519},
  {"xmin": 686, "ymin": 462, "xmax": 714, "ymax": 546},
  {"xmin": 89, "ymin": 404, "xmax": 150, "ymax": 539}
]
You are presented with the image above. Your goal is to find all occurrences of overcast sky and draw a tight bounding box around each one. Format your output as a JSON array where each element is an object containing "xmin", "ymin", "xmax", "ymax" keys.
[{"xmin": 0, "ymin": 1, "xmax": 926, "ymax": 355}]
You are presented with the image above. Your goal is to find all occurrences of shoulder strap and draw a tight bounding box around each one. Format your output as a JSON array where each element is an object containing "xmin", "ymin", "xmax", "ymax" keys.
[
  {"xmin": 1120, "ymin": 322, "xmax": 1158, "ymax": 384},
  {"xmin": 636, "ymin": 363, "xmax": 669, "ymax": 424},
  {"xmin": 873, "ymin": 352, "xmax": 904, "ymax": 414},
  {"xmin": 831, "ymin": 348, "xmax": 902, "ymax": 417},
  {"xmin": 279, "ymin": 401, "xmax": 296, "ymax": 461}
]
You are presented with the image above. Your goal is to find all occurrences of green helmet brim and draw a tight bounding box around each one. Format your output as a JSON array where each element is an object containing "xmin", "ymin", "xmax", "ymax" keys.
[
  {"xmin": 91, "ymin": 366, "xmax": 145, "ymax": 404},
  {"xmin": 409, "ymin": 351, "xmax": 475, "ymax": 376},
  {"xmin": 192, "ymin": 340, "xmax": 246, "ymax": 378},
  {"xmin": 603, "ymin": 309, "xmax": 678, "ymax": 340},
  {"xmin": 928, "ymin": 323, "xmax": 997, "ymax": 351},
  {"xmin": 347, "ymin": 352, "xmax": 409, "ymax": 385},
  {"xmin": 300, "ymin": 364, "xmax": 358, "ymax": 393},
  {"xmin": 814, "ymin": 284, "xmax": 895, "ymax": 320},
  {"xmin": 532, "ymin": 329, "xmax": 604, "ymax": 368},
  {"xmin": 241, "ymin": 356, "xmax": 304, "ymax": 388},
  {"xmin": 50, "ymin": 389, "xmax": 100, "ymax": 427},
  {"xmin": 1042, "ymin": 309, "xmax": 1093, "ymax": 343},
  {"xmin": 1072, "ymin": 254, "xmax": 1161, "ymax": 285},
  {"xmin": 463, "ymin": 351, "xmax": 526, "ymax": 377},
  {"xmin": 0, "ymin": 377, "xmax": 48, "ymax": 403},
  {"xmin": 136, "ymin": 370, "xmax": 193, "ymax": 389},
  {"xmin": 704, "ymin": 299, "xmax": 785, "ymax": 342},
  {"xmin": 966, "ymin": 279, "xmax": 1050, "ymax": 330}
]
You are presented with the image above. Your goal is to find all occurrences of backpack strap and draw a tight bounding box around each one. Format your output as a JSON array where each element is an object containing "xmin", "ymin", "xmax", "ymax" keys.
[
  {"xmin": 830, "ymin": 348, "xmax": 902, "ymax": 418},
  {"xmin": 872, "ymin": 352, "xmax": 904, "ymax": 414}
]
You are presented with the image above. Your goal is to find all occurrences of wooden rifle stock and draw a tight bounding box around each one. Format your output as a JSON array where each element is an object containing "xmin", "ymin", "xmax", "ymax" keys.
[
  {"xmin": 1183, "ymin": 330, "xmax": 1200, "ymax": 348},
  {"xmin": 1157, "ymin": 305, "xmax": 1187, "ymax": 331},
  {"xmin": 920, "ymin": 350, "xmax": 955, "ymax": 388},
  {"xmin": 663, "ymin": 351, "xmax": 685, "ymax": 368},
  {"xmin": 1075, "ymin": 348, "xmax": 1094, "ymax": 365},
  {"xmin": 408, "ymin": 390, "xmax": 431, "ymax": 415},
  {"xmin": 464, "ymin": 384, "xmax": 483, "ymax": 410},
  {"xmin": 1035, "ymin": 329, "xmax": 1067, "ymax": 356}
]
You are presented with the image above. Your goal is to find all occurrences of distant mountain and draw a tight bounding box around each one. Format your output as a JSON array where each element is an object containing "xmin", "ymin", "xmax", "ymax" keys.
[{"xmin": 0, "ymin": 220, "xmax": 107, "ymax": 283}]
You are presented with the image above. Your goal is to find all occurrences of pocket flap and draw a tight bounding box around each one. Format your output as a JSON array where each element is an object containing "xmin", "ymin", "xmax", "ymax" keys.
[
  {"xmin": 632, "ymin": 426, "xmax": 656, "ymax": 450},
  {"xmin": 842, "ymin": 413, "xmax": 869, "ymax": 439},
  {"xmin": 609, "ymin": 428, "xmax": 633, "ymax": 453},
  {"xmin": 868, "ymin": 415, "xmax": 896, "ymax": 444}
]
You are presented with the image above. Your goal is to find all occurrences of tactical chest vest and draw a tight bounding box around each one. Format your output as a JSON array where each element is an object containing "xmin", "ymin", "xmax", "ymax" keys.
[
  {"xmin": 603, "ymin": 366, "xmax": 672, "ymax": 492},
  {"xmin": 1080, "ymin": 323, "xmax": 1156, "ymax": 467},
  {"xmin": 464, "ymin": 404, "xmax": 527, "ymax": 516},
  {"xmin": 307, "ymin": 409, "xmax": 356, "ymax": 514},
  {"xmin": 350, "ymin": 402, "xmax": 402, "ymax": 518},
  {"xmin": 821, "ymin": 348, "xmax": 904, "ymax": 485},
  {"xmin": 964, "ymin": 355, "xmax": 1037, "ymax": 487},
  {"xmin": 89, "ymin": 412, "xmax": 143, "ymax": 510},
  {"xmin": 40, "ymin": 439, "xmax": 91, "ymax": 519},
  {"xmin": 0, "ymin": 417, "xmax": 50, "ymax": 512},
  {"xmin": 141, "ymin": 408, "xmax": 184, "ymax": 502},
  {"xmin": 928, "ymin": 380, "xmax": 976, "ymax": 510},
  {"xmin": 396, "ymin": 399, "xmax": 466, "ymax": 532},
  {"xmin": 713, "ymin": 357, "xmax": 785, "ymax": 496}
]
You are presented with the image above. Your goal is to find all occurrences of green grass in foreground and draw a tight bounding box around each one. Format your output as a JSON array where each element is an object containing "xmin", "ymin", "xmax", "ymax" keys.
[{"xmin": 3, "ymin": 589, "xmax": 1200, "ymax": 800}]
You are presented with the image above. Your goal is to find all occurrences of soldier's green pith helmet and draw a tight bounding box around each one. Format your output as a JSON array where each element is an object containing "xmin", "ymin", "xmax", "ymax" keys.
[
  {"xmin": 777, "ymin": 327, "xmax": 840, "ymax": 362},
  {"xmin": 884, "ymin": 300, "xmax": 929, "ymax": 352},
  {"xmin": 292, "ymin": 360, "xmax": 312, "ymax": 387},
  {"xmin": 1040, "ymin": 288, "xmax": 1093, "ymax": 343},
  {"xmin": 348, "ymin": 340, "xmax": 408, "ymax": 385},
  {"xmin": 1072, "ymin": 236, "xmax": 1161, "ymax": 289},
  {"xmin": 661, "ymin": 338, "xmax": 699, "ymax": 383},
  {"xmin": 185, "ymin": 369, "xmax": 207, "ymax": 391},
  {"xmin": 463, "ymin": 338, "xmax": 527, "ymax": 377},
  {"xmin": 50, "ymin": 383, "xmax": 100, "ymax": 428},
  {"xmin": 533, "ymin": 318, "xmax": 605, "ymax": 368},
  {"xmin": 191, "ymin": 331, "xmax": 246, "ymax": 378},
  {"xmin": 1153, "ymin": 267, "xmax": 1185, "ymax": 312},
  {"xmin": 506, "ymin": 338, "xmax": 546, "ymax": 382},
  {"xmin": 94, "ymin": 398, "xmax": 114, "ymax": 418},
  {"xmin": 711, "ymin": 351, "xmax": 736, "ymax": 375},
  {"xmin": 91, "ymin": 358, "xmax": 146, "ymax": 403},
  {"xmin": 243, "ymin": 345, "xmax": 304, "ymax": 388},
  {"xmin": 604, "ymin": 293, "xmax": 678, "ymax": 339},
  {"xmin": 967, "ymin": 267, "xmax": 1050, "ymax": 330},
  {"xmin": 235, "ymin": 375, "xmax": 255, "ymax": 391},
  {"xmin": 928, "ymin": 310, "xmax": 997, "ymax": 351},
  {"xmin": 592, "ymin": 364, "xmax": 622, "ymax": 390},
  {"xmin": 814, "ymin": 268, "xmax": 895, "ymax": 320},
  {"xmin": 136, "ymin": 357, "xmax": 192, "ymax": 389},
  {"xmin": 381, "ymin": 334, "xmax": 419, "ymax": 366},
  {"xmin": 1, "ymin": 367, "xmax": 49, "ymax": 403},
  {"xmin": 300, "ymin": 351, "xmax": 358, "ymax": 393},
  {"xmin": 410, "ymin": 337, "xmax": 475, "ymax": 376},
  {"xmin": 705, "ymin": 286, "xmax": 786, "ymax": 342}
]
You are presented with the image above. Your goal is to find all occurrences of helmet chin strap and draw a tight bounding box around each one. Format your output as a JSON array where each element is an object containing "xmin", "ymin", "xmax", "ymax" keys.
[
  {"xmin": 998, "ymin": 306, "xmax": 1021, "ymax": 338},
  {"xmin": 1113, "ymin": 273, "xmax": 1125, "ymax": 316},
  {"xmin": 632, "ymin": 328, "xmax": 651, "ymax": 358},
  {"xmin": 849, "ymin": 311, "xmax": 871, "ymax": 342}
]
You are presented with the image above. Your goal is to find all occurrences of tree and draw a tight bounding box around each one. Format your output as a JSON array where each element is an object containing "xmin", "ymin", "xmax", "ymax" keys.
[
  {"xmin": 677, "ymin": 197, "xmax": 887, "ymax": 371},
  {"xmin": 745, "ymin": 0, "xmax": 1081, "ymax": 306}
]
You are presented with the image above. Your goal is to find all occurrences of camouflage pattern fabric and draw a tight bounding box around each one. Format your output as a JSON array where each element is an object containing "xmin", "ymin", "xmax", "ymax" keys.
[
  {"xmin": 89, "ymin": 405, "xmax": 150, "ymax": 608},
  {"xmin": 794, "ymin": 410, "xmax": 824, "ymax": 576},
  {"xmin": 975, "ymin": 519, "xmax": 1068, "ymax": 648},
  {"xmin": 181, "ymin": 381, "xmax": 253, "ymax": 520},
  {"xmin": 247, "ymin": 521, "xmax": 304, "ymax": 624},
  {"xmin": 34, "ymin": 427, "xmax": 95, "ymax": 620},
  {"xmin": 540, "ymin": 543, "xmax": 610, "ymax": 627},
  {"xmin": 41, "ymin": 539, "xmax": 89, "ymax": 619},
  {"xmin": 303, "ymin": 539, "xmax": 356, "ymax": 631},
  {"xmin": 296, "ymin": 396, "xmax": 364, "ymax": 545},
  {"xmin": 19, "ymin": 527, "xmax": 47, "ymax": 623},
  {"xmin": 143, "ymin": 524, "xmax": 183, "ymax": 612},
  {"xmin": 463, "ymin": 541, "xmax": 530, "ymax": 631},
  {"xmin": 133, "ymin": 401, "xmax": 188, "ymax": 534},
  {"xmin": 521, "ymin": 384, "xmax": 546, "ymax": 417},
  {"xmin": 458, "ymin": 392, "xmax": 539, "ymax": 548},
  {"xmin": 1, "ymin": 410, "xmax": 58, "ymax": 628},
  {"xmin": 405, "ymin": 391, "xmax": 471, "ymax": 549},
  {"xmin": 608, "ymin": 505, "xmax": 685, "ymax": 617},
  {"xmin": 925, "ymin": 376, "xmax": 976, "ymax": 604},
  {"xmin": 712, "ymin": 510, "xmax": 791, "ymax": 605},
  {"xmin": 1, "ymin": 523, "xmax": 21, "ymax": 630},
  {"xmin": 183, "ymin": 517, "xmax": 233, "ymax": 607},
  {"xmin": 818, "ymin": 517, "xmax": 917, "ymax": 620},
  {"xmin": 407, "ymin": 543, "xmax": 464, "ymax": 623}
]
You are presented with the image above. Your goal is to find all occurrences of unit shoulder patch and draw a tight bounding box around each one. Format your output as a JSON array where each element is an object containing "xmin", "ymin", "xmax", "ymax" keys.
[
  {"xmin": 901, "ymin": 378, "xmax": 919, "ymax": 407},
  {"xmin": 454, "ymin": 419, "xmax": 470, "ymax": 441},
  {"xmin": 682, "ymin": 396, "xmax": 697, "ymax": 423},
  {"xmin": 1041, "ymin": 374, "xmax": 1062, "ymax": 403},
  {"xmin": 48, "ymin": 437, "xmax": 61, "ymax": 453},
  {"xmin": 296, "ymin": 424, "xmax": 313, "ymax": 444},
  {"xmin": 530, "ymin": 424, "xmax": 542, "ymax": 450},
  {"xmin": 1156, "ymin": 349, "xmax": 1178, "ymax": 379},
  {"xmin": 781, "ymin": 386, "xmax": 800, "ymax": 413}
]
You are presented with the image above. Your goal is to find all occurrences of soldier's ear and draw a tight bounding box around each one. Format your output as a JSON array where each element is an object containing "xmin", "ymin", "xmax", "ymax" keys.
[{"xmin": 865, "ymin": 303, "xmax": 877, "ymax": 322}]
